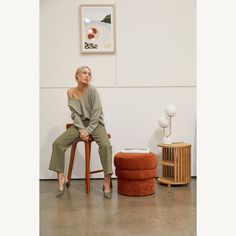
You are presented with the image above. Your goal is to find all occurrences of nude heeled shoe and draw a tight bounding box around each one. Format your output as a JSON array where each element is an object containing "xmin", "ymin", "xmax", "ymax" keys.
[
  {"xmin": 103, "ymin": 180, "xmax": 112, "ymax": 199},
  {"xmin": 56, "ymin": 176, "xmax": 68, "ymax": 198}
]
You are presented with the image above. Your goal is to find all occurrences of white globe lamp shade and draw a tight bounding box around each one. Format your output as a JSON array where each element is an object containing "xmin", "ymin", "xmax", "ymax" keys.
[
  {"xmin": 159, "ymin": 116, "xmax": 169, "ymax": 128},
  {"xmin": 165, "ymin": 105, "xmax": 177, "ymax": 117}
]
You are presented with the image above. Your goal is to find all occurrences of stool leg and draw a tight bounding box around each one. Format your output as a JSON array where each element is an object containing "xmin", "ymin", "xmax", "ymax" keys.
[
  {"xmin": 85, "ymin": 141, "xmax": 92, "ymax": 193},
  {"xmin": 67, "ymin": 142, "xmax": 77, "ymax": 187}
]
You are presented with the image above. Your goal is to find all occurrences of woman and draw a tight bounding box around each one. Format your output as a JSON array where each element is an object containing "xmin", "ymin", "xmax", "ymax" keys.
[{"xmin": 49, "ymin": 66, "xmax": 113, "ymax": 199}]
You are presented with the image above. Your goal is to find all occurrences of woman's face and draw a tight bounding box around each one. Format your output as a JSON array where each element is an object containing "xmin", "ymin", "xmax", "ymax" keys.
[{"xmin": 77, "ymin": 67, "xmax": 91, "ymax": 85}]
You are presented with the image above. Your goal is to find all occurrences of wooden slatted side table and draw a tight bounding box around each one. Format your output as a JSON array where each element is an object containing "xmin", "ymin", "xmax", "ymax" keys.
[{"xmin": 157, "ymin": 142, "xmax": 191, "ymax": 186}]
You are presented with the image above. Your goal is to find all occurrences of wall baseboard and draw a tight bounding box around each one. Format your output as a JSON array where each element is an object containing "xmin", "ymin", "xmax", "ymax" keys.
[{"xmin": 39, "ymin": 176, "xmax": 197, "ymax": 181}]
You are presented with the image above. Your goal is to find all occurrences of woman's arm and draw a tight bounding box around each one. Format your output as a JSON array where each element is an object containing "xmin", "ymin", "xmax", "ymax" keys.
[
  {"xmin": 70, "ymin": 109, "xmax": 85, "ymax": 132},
  {"xmin": 67, "ymin": 89, "xmax": 85, "ymax": 133},
  {"xmin": 86, "ymin": 88, "xmax": 102, "ymax": 134},
  {"xmin": 70, "ymin": 108, "xmax": 90, "ymax": 141}
]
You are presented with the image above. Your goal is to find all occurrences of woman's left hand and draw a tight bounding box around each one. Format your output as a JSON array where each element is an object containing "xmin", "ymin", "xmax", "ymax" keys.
[{"xmin": 80, "ymin": 129, "xmax": 90, "ymax": 141}]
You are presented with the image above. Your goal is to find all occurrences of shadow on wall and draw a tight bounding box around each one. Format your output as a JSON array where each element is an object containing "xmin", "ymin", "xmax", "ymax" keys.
[{"xmin": 148, "ymin": 128, "xmax": 163, "ymax": 177}]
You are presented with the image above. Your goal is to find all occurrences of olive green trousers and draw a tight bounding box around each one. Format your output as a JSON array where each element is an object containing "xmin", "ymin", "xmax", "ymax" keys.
[{"xmin": 49, "ymin": 120, "xmax": 113, "ymax": 176}]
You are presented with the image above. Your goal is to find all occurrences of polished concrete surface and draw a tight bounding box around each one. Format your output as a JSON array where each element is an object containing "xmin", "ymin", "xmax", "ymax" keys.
[{"xmin": 40, "ymin": 178, "xmax": 196, "ymax": 236}]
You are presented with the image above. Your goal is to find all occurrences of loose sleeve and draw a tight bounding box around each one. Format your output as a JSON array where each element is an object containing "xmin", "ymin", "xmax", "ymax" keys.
[
  {"xmin": 68, "ymin": 104, "xmax": 85, "ymax": 133},
  {"xmin": 85, "ymin": 88, "xmax": 102, "ymax": 134}
]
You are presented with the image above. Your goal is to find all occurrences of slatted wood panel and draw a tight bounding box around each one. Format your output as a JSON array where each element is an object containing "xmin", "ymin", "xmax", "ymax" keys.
[{"xmin": 158, "ymin": 143, "xmax": 191, "ymax": 186}]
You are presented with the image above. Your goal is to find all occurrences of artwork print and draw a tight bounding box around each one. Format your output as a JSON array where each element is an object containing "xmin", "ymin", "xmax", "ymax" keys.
[{"xmin": 80, "ymin": 5, "xmax": 115, "ymax": 53}]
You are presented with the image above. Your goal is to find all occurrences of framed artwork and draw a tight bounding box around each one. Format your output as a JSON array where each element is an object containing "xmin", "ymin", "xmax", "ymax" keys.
[{"xmin": 80, "ymin": 4, "xmax": 116, "ymax": 54}]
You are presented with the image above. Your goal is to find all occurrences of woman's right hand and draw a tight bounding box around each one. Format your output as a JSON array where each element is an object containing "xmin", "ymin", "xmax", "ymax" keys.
[{"xmin": 80, "ymin": 129, "xmax": 90, "ymax": 142}]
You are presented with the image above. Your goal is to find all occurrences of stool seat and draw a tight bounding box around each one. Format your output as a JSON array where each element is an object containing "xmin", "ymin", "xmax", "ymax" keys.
[
  {"xmin": 114, "ymin": 152, "xmax": 158, "ymax": 196},
  {"xmin": 66, "ymin": 123, "xmax": 111, "ymax": 193}
]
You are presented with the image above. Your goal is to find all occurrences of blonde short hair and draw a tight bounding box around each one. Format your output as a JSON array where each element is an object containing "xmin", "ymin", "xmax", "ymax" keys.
[{"xmin": 75, "ymin": 66, "xmax": 92, "ymax": 80}]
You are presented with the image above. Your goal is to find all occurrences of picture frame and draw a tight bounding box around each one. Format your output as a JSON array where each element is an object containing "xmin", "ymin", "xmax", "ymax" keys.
[{"xmin": 80, "ymin": 4, "xmax": 116, "ymax": 54}]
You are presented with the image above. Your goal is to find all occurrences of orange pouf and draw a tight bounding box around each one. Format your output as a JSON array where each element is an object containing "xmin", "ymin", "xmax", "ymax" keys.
[{"xmin": 114, "ymin": 152, "xmax": 158, "ymax": 196}]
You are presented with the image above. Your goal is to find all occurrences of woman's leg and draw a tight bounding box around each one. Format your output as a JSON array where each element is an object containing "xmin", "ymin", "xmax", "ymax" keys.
[
  {"xmin": 91, "ymin": 123, "xmax": 113, "ymax": 192},
  {"xmin": 49, "ymin": 125, "xmax": 80, "ymax": 189}
]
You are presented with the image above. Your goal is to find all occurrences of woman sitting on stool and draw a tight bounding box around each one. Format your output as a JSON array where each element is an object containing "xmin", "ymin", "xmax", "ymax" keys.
[{"xmin": 49, "ymin": 66, "xmax": 113, "ymax": 199}]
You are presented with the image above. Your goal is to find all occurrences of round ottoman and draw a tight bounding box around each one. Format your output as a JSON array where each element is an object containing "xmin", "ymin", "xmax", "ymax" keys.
[{"xmin": 114, "ymin": 152, "xmax": 158, "ymax": 196}]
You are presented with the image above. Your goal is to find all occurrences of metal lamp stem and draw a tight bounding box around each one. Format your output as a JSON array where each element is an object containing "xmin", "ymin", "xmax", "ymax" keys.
[
  {"xmin": 163, "ymin": 116, "xmax": 172, "ymax": 138},
  {"xmin": 166, "ymin": 116, "xmax": 172, "ymax": 137}
]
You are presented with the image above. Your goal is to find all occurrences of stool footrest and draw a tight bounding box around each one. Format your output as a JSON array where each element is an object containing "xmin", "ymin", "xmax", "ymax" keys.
[{"xmin": 90, "ymin": 169, "xmax": 103, "ymax": 174}]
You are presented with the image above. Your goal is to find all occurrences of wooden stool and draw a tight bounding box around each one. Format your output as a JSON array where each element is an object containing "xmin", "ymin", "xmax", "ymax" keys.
[{"xmin": 65, "ymin": 123, "xmax": 111, "ymax": 193}]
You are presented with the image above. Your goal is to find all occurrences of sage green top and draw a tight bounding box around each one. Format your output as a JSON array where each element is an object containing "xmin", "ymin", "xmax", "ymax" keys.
[{"xmin": 68, "ymin": 85, "xmax": 105, "ymax": 134}]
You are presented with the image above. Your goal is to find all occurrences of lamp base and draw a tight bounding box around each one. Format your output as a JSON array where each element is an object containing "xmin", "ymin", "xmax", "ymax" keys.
[{"xmin": 163, "ymin": 136, "xmax": 172, "ymax": 144}]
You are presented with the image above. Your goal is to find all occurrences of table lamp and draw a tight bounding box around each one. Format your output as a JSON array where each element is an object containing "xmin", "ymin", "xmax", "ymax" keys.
[{"xmin": 158, "ymin": 105, "xmax": 177, "ymax": 144}]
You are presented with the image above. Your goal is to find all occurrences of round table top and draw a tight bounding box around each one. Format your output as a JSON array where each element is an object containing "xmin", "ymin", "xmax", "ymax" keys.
[{"xmin": 158, "ymin": 142, "xmax": 191, "ymax": 148}]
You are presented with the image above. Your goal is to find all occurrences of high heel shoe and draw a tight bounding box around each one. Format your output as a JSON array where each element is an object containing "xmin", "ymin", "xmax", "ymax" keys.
[
  {"xmin": 103, "ymin": 180, "xmax": 112, "ymax": 199},
  {"xmin": 56, "ymin": 176, "xmax": 68, "ymax": 198}
]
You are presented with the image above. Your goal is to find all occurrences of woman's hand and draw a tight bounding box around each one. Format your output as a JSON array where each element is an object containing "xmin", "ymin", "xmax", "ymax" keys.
[{"xmin": 80, "ymin": 129, "xmax": 90, "ymax": 142}]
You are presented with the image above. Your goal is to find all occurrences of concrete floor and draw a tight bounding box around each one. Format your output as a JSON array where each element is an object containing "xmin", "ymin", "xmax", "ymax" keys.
[{"xmin": 40, "ymin": 178, "xmax": 196, "ymax": 236}]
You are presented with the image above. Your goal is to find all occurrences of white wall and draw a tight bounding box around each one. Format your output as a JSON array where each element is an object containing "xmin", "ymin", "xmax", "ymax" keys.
[{"xmin": 40, "ymin": 0, "xmax": 196, "ymax": 179}]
